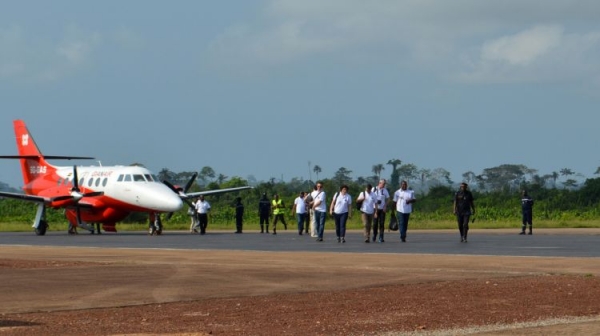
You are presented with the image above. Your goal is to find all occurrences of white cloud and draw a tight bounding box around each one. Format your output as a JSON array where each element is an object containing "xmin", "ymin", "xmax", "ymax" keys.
[
  {"xmin": 0, "ymin": 24, "xmax": 101, "ymax": 83},
  {"xmin": 204, "ymin": 0, "xmax": 600, "ymax": 85},
  {"xmin": 457, "ymin": 25, "xmax": 600, "ymax": 83}
]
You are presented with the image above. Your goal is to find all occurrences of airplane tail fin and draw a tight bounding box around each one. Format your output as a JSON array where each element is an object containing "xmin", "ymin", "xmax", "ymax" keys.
[
  {"xmin": 0, "ymin": 120, "xmax": 94, "ymax": 187},
  {"xmin": 13, "ymin": 119, "xmax": 51, "ymax": 185}
]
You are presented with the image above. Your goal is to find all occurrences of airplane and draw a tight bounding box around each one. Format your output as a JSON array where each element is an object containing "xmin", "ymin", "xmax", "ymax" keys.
[{"xmin": 0, "ymin": 119, "xmax": 252, "ymax": 235}]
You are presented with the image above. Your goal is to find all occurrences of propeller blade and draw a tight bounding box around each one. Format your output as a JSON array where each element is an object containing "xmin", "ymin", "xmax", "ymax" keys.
[
  {"xmin": 163, "ymin": 180, "xmax": 178, "ymax": 193},
  {"xmin": 51, "ymin": 195, "xmax": 74, "ymax": 202},
  {"xmin": 82, "ymin": 191, "xmax": 104, "ymax": 197},
  {"xmin": 183, "ymin": 173, "xmax": 198, "ymax": 193},
  {"xmin": 72, "ymin": 165, "xmax": 80, "ymax": 193}
]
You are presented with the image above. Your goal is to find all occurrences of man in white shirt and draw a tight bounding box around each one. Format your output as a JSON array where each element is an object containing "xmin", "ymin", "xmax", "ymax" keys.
[
  {"xmin": 194, "ymin": 195, "xmax": 211, "ymax": 235},
  {"xmin": 292, "ymin": 191, "xmax": 307, "ymax": 235},
  {"xmin": 311, "ymin": 182, "xmax": 326, "ymax": 242},
  {"xmin": 357, "ymin": 183, "xmax": 376, "ymax": 243},
  {"xmin": 393, "ymin": 180, "xmax": 416, "ymax": 242},
  {"xmin": 372, "ymin": 179, "xmax": 390, "ymax": 243}
]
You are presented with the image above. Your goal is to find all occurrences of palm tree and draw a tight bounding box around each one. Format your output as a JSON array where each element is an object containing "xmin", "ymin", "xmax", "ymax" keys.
[
  {"xmin": 371, "ymin": 164, "xmax": 384, "ymax": 180},
  {"xmin": 387, "ymin": 159, "xmax": 402, "ymax": 188},
  {"xmin": 313, "ymin": 165, "xmax": 322, "ymax": 181}
]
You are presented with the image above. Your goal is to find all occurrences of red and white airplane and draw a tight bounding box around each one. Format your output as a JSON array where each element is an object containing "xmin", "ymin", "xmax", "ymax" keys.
[{"xmin": 0, "ymin": 120, "xmax": 251, "ymax": 235}]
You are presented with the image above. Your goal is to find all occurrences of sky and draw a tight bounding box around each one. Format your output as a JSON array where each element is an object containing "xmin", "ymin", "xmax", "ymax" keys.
[{"xmin": 1, "ymin": 0, "xmax": 600, "ymax": 189}]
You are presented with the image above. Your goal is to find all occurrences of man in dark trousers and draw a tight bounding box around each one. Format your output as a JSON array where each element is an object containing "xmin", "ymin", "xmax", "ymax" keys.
[
  {"xmin": 453, "ymin": 182, "xmax": 475, "ymax": 243},
  {"xmin": 258, "ymin": 193, "xmax": 271, "ymax": 233},
  {"xmin": 234, "ymin": 197, "xmax": 244, "ymax": 233},
  {"xmin": 520, "ymin": 190, "xmax": 534, "ymax": 235}
]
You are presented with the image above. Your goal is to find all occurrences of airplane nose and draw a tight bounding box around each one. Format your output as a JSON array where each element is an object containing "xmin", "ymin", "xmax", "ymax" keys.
[{"xmin": 162, "ymin": 193, "xmax": 183, "ymax": 212}]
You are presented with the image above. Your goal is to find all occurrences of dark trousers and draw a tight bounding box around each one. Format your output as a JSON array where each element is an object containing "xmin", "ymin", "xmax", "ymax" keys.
[
  {"xmin": 457, "ymin": 214, "xmax": 470, "ymax": 238},
  {"xmin": 273, "ymin": 214, "xmax": 287, "ymax": 230},
  {"xmin": 259, "ymin": 213, "xmax": 270, "ymax": 232},
  {"xmin": 522, "ymin": 211, "xmax": 533, "ymax": 232},
  {"xmin": 198, "ymin": 213, "xmax": 208, "ymax": 234},
  {"xmin": 296, "ymin": 213, "xmax": 306, "ymax": 234},
  {"xmin": 372, "ymin": 210, "xmax": 386, "ymax": 240},
  {"xmin": 235, "ymin": 216, "xmax": 243, "ymax": 233},
  {"xmin": 334, "ymin": 212, "xmax": 349, "ymax": 238},
  {"xmin": 398, "ymin": 212, "xmax": 410, "ymax": 240}
]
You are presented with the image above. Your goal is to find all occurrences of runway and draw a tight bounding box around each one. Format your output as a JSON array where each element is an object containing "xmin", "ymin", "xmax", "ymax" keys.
[{"xmin": 1, "ymin": 228, "xmax": 599, "ymax": 257}]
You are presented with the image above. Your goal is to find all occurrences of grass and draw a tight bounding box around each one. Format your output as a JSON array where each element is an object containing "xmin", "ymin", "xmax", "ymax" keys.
[{"xmin": 3, "ymin": 218, "xmax": 600, "ymax": 232}]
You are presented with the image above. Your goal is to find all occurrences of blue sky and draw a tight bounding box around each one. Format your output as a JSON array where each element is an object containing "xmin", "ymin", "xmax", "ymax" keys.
[{"xmin": 1, "ymin": 0, "xmax": 599, "ymax": 189}]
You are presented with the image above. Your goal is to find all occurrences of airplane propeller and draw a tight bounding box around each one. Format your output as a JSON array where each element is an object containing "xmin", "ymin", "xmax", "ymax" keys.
[
  {"xmin": 163, "ymin": 172, "xmax": 198, "ymax": 219},
  {"xmin": 51, "ymin": 166, "xmax": 104, "ymax": 228}
]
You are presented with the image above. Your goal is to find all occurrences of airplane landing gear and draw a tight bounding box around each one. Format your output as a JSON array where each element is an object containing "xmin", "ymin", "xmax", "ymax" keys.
[
  {"xmin": 34, "ymin": 220, "xmax": 48, "ymax": 236},
  {"xmin": 149, "ymin": 213, "xmax": 163, "ymax": 236}
]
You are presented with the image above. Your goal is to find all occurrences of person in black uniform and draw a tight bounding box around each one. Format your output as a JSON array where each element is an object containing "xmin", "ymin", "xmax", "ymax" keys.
[
  {"xmin": 520, "ymin": 190, "xmax": 534, "ymax": 235},
  {"xmin": 453, "ymin": 182, "xmax": 475, "ymax": 243},
  {"xmin": 234, "ymin": 197, "xmax": 244, "ymax": 233},
  {"xmin": 258, "ymin": 193, "xmax": 271, "ymax": 233}
]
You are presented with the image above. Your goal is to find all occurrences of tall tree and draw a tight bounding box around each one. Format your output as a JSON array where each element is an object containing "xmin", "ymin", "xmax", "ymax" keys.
[
  {"xmin": 332, "ymin": 167, "xmax": 353, "ymax": 185},
  {"xmin": 199, "ymin": 166, "xmax": 216, "ymax": 186},
  {"xmin": 386, "ymin": 159, "xmax": 402, "ymax": 188},
  {"xmin": 157, "ymin": 168, "xmax": 175, "ymax": 182},
  {"xmin": 313, "ymin": 165, "xmax": 322, "ymax": 181},
  {"xmin": 372, "ymin": 164, "xmax": 385, "ymax": 180},
  {"xmin": 396, "ymin": 163, "xmax": 418, "ymax": 185}
]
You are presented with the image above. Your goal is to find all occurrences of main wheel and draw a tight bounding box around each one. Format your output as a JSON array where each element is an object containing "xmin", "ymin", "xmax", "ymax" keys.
[{"xmin": 34, "ymin": 220, "xmax": 48, "ymax": 236}]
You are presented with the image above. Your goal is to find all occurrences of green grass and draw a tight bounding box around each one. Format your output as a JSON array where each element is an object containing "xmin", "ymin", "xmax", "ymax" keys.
[{"xmin": 3, "ymin": 218, "xmax": 600, "ymax": 232}]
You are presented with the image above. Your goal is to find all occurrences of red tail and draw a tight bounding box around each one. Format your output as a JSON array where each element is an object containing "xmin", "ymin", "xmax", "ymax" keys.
[{"xmin": 13, "ymin": 120, "xmax": 53, "ymax": 186}]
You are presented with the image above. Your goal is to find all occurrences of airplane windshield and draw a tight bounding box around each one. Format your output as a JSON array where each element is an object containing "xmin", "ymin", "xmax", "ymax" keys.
[
  {"xmin": 133, "ymin": 174, "xmax": 146, "ymax": 182},
  {"xmin": 144, "ymin": 174, "xmax": 153, "ymax": 182}
]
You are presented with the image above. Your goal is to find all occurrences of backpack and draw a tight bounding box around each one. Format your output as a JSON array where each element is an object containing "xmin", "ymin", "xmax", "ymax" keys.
[{"xmin": 356, "ymin": 192, "xmax": 364, "ymax": 211}]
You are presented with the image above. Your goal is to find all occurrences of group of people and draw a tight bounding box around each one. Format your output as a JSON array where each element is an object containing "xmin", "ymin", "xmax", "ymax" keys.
[{"xmin": 186, "ymin": 181, "xmax": 534, "ymax": 243}]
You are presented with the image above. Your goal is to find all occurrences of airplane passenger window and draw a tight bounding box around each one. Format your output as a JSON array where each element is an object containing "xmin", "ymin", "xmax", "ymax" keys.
[
  {"xmin": 133, "ymin": 174, "xmax": 145, "ymax": 182},
  {"xmin": 117, "ymin": 175, "xmax": 124, "ymax": 182},
  {"xmin": 95, "ymin": 178, "xmax": 100, "ymax": 187},
  {"xmin": 124, "ymin": 175, "xmax": 132, "ymax": 182},
  {"xmin": 88, "ymin": 178, "xmax": 93, "ymax": 187},
  {"xmin": 79, "ymin": 178, "xmax": 84, "ymax": 186},
  {"xmin": 57, "ymin": 178, "xmax": 62, "ymax": 186},
  {"xmin": 102, "ymin": 178, "xmax": 107, "ymax": 187}
]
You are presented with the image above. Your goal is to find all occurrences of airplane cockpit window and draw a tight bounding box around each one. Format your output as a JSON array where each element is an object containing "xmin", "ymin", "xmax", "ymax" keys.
[
  {"xmin": 133, "ymin": 174, "xmax": 146, "ymax": 182},
  {"xmin": 88, "ymin": 178, "xmax": 93, "ymax": 187},
  {"xmin": 95, "ymin": 178, "xmax": 100, "ymax": 187},
  {"xmin": 124, "ymin": 175, "xmax": 132, "ymax": 182},
  {"xmin": 117, "ymin": 175, "xmax": 124, "ymax": 182},
  {"xmin": 102, "ymin": 178, "xmax": 107, "ymax": 187},
  {"xmin": 144, "ymin": 174, "xmax": 153, "ymax": 182}
]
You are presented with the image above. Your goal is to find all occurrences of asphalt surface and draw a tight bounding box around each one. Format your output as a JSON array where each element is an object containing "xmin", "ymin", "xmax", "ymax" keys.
[{"xmin": 1, "ymin": 228, "xmax": 599, "ymax": 257}]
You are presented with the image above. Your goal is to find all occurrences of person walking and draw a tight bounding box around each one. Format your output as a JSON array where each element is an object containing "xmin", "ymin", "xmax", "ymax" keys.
[
  {"xmin": 453, "ymin": 182, "xmax": 475, "ymax": 243},
  {"xmin": 234, "ymin": 197, "xmax": 244, "ymax": 233},
  {"xmin": 195, "ymin": 195, "xmax": 211, "ymax": 235},
  {"xmin": 271, "ymin": 194, "xmax": 287, "ymax": 234},
  {"xmin": 306, "ymin": 185, "xmax": 318, "ymax": 237},
  {"xmin": 258, "ymin": 193, "xmax": 271, "ymax": 233},
  {"xmin": 393, "ymin": 180, "xmax": 416, "ymax": 242},
  {"xmin": 372, "ymin": 179, "xmax": 390, "ymax": 243},
  {"xmin": 520, "ymin": 190, "xmax": 534, "ymax": 235},
  {"xmin": 311, "ymin": 182, "xmax": 327, "ymax": 242},
  {"xmin": 188, "ymin": 199, "xmax": 199, "ymax": 233},
  {"xmin": 292, "ymin": 191, "xmax": 307, "ymax": 235},
  {"xmin": 357, "ymin": 184, "xmax": 375, "ymax": 243},
  {"xmin": 329, "ymin": 185, "xmax": 352, "ymax": 243}
]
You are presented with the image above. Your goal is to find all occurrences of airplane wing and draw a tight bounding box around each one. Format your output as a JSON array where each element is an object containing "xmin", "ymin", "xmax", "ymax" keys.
[
  {"xmin": 0, "ymin": 191, "xmax": 47, "ymax": 203},
  {"xmin": 184, "ymin": 186, "xmax": 253, "ymax": 199}
]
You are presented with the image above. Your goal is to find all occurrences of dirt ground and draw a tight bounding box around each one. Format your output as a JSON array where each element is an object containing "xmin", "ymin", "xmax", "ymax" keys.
[{"xmin": 1, "ymin": 231, "xmax": 600, "ymax": 335}]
